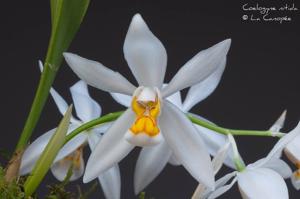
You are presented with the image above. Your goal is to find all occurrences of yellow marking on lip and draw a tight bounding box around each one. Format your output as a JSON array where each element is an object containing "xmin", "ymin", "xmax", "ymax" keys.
[
  {"xmin": 130, "ymin": 96, "xmax": 160, "ymax": 137},
  {"xmin": 61, "ymin": 146, "xmax": 83, "ymax": 169}
]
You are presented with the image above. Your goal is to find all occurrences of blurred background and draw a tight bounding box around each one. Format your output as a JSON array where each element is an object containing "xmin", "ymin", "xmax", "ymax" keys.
[{"xmin": 0, "ymin": 0, "xmax": 299, "ymax": 198}]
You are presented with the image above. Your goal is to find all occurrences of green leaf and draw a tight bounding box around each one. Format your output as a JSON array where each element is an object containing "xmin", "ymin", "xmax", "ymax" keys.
[
  {"xmin": 16, "ymin": 0, "xmax": 90, "ymax": 151},
  {"xmin": 46, "ymin": 0, "xmax": 90, "ymax": 71},
  {"xmin": 24, "ymin": 106, "xmax": 73, "ymax": 196}
]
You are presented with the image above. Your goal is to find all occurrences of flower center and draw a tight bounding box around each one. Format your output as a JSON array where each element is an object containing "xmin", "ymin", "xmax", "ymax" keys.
[
  {"xmin": 61, "ymin": 146, "xmax": 83, "ymax": 169},
  {"xmin": 130, "ymin": 87, "xmax": 161, "ymax": 137}
]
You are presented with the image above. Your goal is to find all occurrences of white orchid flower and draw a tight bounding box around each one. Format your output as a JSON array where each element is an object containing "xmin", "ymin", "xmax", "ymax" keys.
[
  {"xmin": 111, "ymin": 80, "xmax": 236, "ymax": 194},
  {"xmin": 20, "ymin": 67, "xmax": 121, "ymax": 199},
  {"xmin": 204, "ymin": 122, "xmax": 300, "ymax": 199},
  {"xmin": 63, "ymin": 13, "xmax": 231, "ymax": 189}
]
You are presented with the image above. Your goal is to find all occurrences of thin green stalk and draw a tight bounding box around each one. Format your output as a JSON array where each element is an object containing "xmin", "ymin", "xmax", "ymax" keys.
[
  {"xmin": 188, "ymin": 114, "xmax": 285, "ymax": 138},
  {"xmin": 228, "ymin": 134, "xmax": 246, "ymax": 171},
  {"xmin": 64, "ymin": 110, "xmax": 285, "ymax": 146},
  {"xmin": 64, "ymin": 111, "xmax": 124, "ymax": 144}
]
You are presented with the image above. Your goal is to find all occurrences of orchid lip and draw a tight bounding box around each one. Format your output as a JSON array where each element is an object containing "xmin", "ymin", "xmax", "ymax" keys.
[{"xmin": 126, "ymin": 87, "xmax": 163, "ymax": 146}]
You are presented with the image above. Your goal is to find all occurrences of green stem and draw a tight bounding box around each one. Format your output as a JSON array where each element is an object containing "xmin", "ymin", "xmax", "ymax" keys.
[
  {"xmin": 64, "ymin": 111, "xmax": 124, "ymax": 144},
  {"xmin": 64, "ymin": 110, "xmax": 285, "ymax": 145},
  {"xmin": 228, "ymin": 134, "xmax": 246, "ymax": 171},
  {"xmin": 188, "ymin": 114, "xmax": 284, "ymax": 138},
  {"xmin": 15, "ymin": 61, "xmax": 57, "ymax": 151}
]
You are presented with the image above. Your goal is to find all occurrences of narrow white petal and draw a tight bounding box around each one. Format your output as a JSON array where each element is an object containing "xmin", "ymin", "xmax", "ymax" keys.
[
  {"xmin": 249, "ymin": 158, "xmax": 292, "ymax": 179},
  {"xmin": 38, "ymin": 60, "xmax": 44, "ymax": 72},
  {"xmin": 83, "ymin": 109, "xmax": 135, "ymax": 183},
  {"xmin": 182, "ymin": 57, "xmax": 226, "ymax": 112},
  {"xmin": 124, "ymin": 14, "xmax": 167, "ymax": 88},
  {"xmin": 98, "ymin": 165, "xmax": 121, "ymax": 199},
  {"xmin": 196, "ymin": 171, "xmax": 238, "ymax": 199},
  {"xmin": 51, "ymin": 152, "xmax": 85, "ymax": 181},
  {"xmin": 256, "ymin": 122, "xmax": 300, "ymax": 168},
  {"xmin": 162, "ymin": 39, "xmax": 231, "ymax": 98},
  {"xmin": 212, "ymin": 140, "xmax": 230, "ymax": 174},
  {"xmin": 49, "ymin": 88, "xmax": 68, "ymax": 116},
  {"xmin": 87, "ymin": 131, "xmax": 121, "ymax": 199},
  {"xmin": 291, "ymin": 171, "xmax": 300, "ymax": 190},
  {"xmin": 54, "ymin": 132, "xmax": 88, "ymax": 163},
  {"xmin": 165, "ymin": 91, "xmax": 183, "ymax": 110},
  {"xmin": 237, "ymin": 168, "xmax": 288, "ymax": 199},
  {"xmin": 70, "ymin": 81, "xmax": 101, "ymax": 122},
  {"xmin": 134, "ymin": 141, "xmax": 172, "ymax": 194},
  {"xmin": 160, "ymin": 101, "xmax": 214, "ymax": 189},
  {"xmin": 207, "ymin": 177, "xmax": 237, "ymax": 199},
  {"xmin": 64, "ymin": 53, "xmax": 136, "ymax": 95},
  {"xmin": 269, "ymin": 110, "xmax": 287, "ymax": 132},
  {"xmin": 191, "ymin": 183, "xmax": 206, "ymax": 199},
  {"xmin": 168, "ymin": 154, "xmax": 181, "ymax": 166},
  {"xmin": 20, "ymin": 128, "xmax": 56, "ymax": 175},
  {"xmin": 195, "ymin": 125, "xmax": 235, "ymax": 169},
  {"xmin": 215, "ymin": 171, "xmax": 238, "ymax": 188},
  {"xmin": 110, "ymin": 92, "xmax": 132, "ymax": 107}
]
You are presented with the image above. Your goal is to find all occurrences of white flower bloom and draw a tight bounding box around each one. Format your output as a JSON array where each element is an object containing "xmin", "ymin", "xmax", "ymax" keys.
[
  {"xmin": 205, "ymin": 123, "xmax": 300, "ymax": 199},
  {"xmin": 20, "ymin": 67, "xmax": 121, "ymax": 199},
  {"xmin": 64, "ymin": 13, "xmax": 231, "ymax": 189},
  {"xmin": 111, "ymin": 82, "xmax": 235, "ymax": 194}
]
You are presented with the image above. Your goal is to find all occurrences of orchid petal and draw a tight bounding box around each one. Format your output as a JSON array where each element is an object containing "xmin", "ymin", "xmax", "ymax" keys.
[
  {"xmin": 134, "ymin": 141, "xmax": 172, "ymax": 194},
  {"xmin": 64, "ymin": 53, "xmax": 136, "ymax": 95},
  {"xmin": 237, "ymin": 168, "xmax": 288, "ymax": 199},
  {"xmin": 110, "ymin": 92, "xmax": 132, "ymax": 107},
  {"xmin": 182, "ymin": 57, "xmax": 226, "ymax": 112},
  {"xmin": 269, "ymin": 110, "xmax": 287, "ymax": 132},
  {"xmin": 162, "ymin": 39, "xmax": 231, "ymax": 98},
  {"xmin": 160, "ymin": 101, "xmax": 214, "ymax": 189},
  {"xmin": 124, "ymin": 14, "xmax": 167, "ymax": 88},
  {"xmin": 98, "ymin": 165, "xmax": 121, "ymax": 199},
  {"xmin": 51, "ymin": 151, "xmax": 85, "ymax": 181},
  {"xmin": 212, "ymin": 139, "xmax": 230, "ymax": 174},
  {"xmin": 215, "ymin": 171, "xmax": 238, "ymax": 188},
  {"xmin": 257, "ymin": 122, "xmax": 300, "ymax": 168},
  {"xmin": 70, "ymin": 81, "xmax": 101, "ymax": 122},
  {"xmin": 20, "ymin": 128, "xmax": 57, "ymax": 175},
  {"xmin": 49, "ymin": 88, "xmax": 68, "ymax": 116},
  {"xmin": 284, "ymin": 133, "xmax": 300, "ymax": 164},
  {"xmin": 249, "ymin": 158, "xmax": 292, "ymax": 179},
  {"xmin": 208, "ymin": 177, "xmax": 237, "ymax": 199},
  {"xmin": 168, "ymin": 154, "xmax": 181, "ymax": 166},
  {"xmin": 83, "ymin": 109, "xmax": 135, "ymax": 183},
  {"xmin": 165, "ymin": 91, "xmax": 183, "ymax": 109},
  {"xmin": 195, "ymin": 125, "xmax": 235, "ymax": 169},
  {"xmin": 291, "ymin": 171, "xmax": 300, "ymax": 190},
  {"xmin": 198, "ymin": 172, "xmax": 237, "ymax": 199},
  {"xmin": 49, "ymin": 87, "xmax": 80, "ymax": 124},
  {"xmin": 86, "ymin": 132, "xmax": 121, "ymax": 199},
  {"xmin": 86, "ymin": 133, "xmax": 121, "ymax": 199},
  {"xmin": 54, "ymin": 131, "xmax": 88, "ymax": 163}
]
